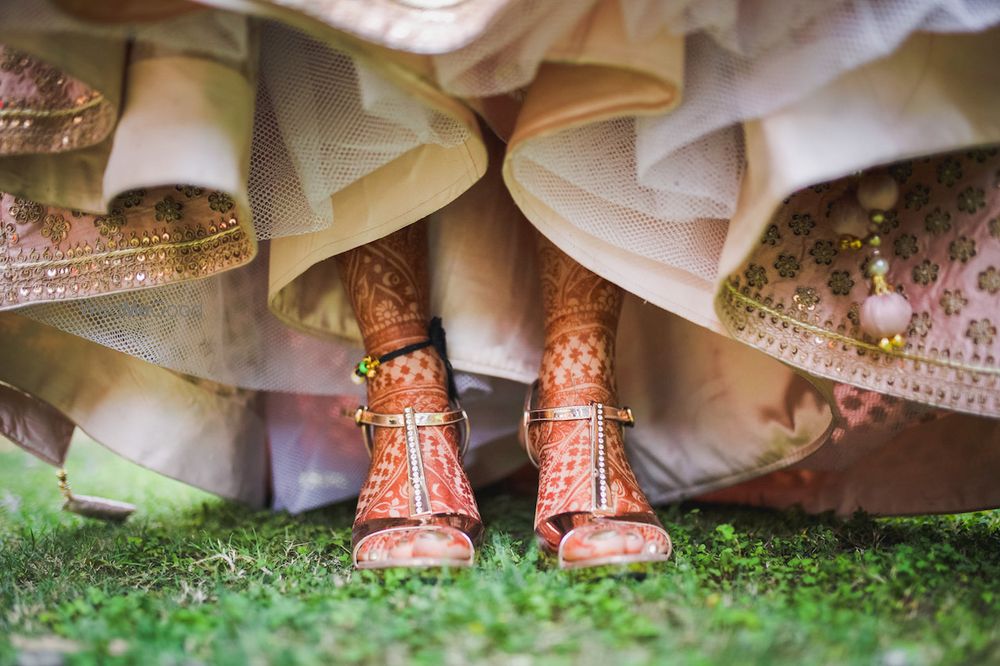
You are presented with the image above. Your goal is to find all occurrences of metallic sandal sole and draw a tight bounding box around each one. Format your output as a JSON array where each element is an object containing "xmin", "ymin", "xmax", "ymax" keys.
[
  {"xmin": 555, "ymin": 518, "xmax": 673, "ymax": 569},
  {"xmin": 558, "ymin": 552, "xmax": 672, "ymax": 571},
  {"xmin": 352, "ymin": 525, "xmax": 476, "ymax": 570},
  {"xmin": 355, "ymin": 559, "xmax": 475, "ymax": 571}
]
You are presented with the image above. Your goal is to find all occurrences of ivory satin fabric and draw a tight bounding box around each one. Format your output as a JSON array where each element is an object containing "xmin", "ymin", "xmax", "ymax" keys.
[{"xmin": 0, "ymin": 0, "xmax": 998, "ymax": 515}]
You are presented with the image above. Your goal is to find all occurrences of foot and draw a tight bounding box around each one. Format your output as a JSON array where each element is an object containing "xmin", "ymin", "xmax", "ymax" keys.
[
  {"xmin": 530, "ymin": 385, "xmax": 671, "ymax": 567},
  {"xmin": 352, "ymin": 350, "xmax": 481, "ymax": 568}
]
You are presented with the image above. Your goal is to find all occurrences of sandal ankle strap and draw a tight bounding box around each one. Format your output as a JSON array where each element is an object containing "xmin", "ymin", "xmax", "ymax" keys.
[
  {"xmin": 524, "ymin": 404, "xmax": 634, "ymax": 426},
  {"xmin": 353, "ymin": 405, "xmax": 471, "ymax": 459},
  {"xmin": 352, "ymin": 405, "xmax": 470, "ymax": 517},
  {"xmin": 519, "ymin": 381, "xmax": 636, "ymax": 477}
]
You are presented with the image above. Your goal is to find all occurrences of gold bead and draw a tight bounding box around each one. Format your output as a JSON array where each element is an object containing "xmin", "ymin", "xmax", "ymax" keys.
[
  {"xmin": 869, "ymin": 211, "xmax": 886, "ymax": 225},
  {"xmin": 869, "ymin": 235, "xmax": 881, "ymax": 247},
  {"xmin": 891, "ymin": 334, "xmax": 905, "ymax": 348},
  {"xmin": 850, "ymin": 239, "xmax": 863, "ymax": 250},
  {"xmin": 878, "ymin": 337, "xmax": 893, "ymax": 352}
]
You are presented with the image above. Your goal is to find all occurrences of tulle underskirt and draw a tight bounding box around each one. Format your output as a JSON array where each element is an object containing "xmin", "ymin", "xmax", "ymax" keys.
[{"xmin": 0, "ymin": 0, "xmax": 998, "ymax": 514}]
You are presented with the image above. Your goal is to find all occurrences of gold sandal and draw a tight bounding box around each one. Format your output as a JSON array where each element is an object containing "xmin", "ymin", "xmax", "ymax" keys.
[
  {"xmin": 522, "ymin": 383, "xmax": 671, "ymax": 570},
  {"xmin": 351, "ymin": 404, "xmax": 481, "ymax": 570}
]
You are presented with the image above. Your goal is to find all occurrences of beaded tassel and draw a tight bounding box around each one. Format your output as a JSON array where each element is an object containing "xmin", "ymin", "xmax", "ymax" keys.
[
  {"xmin": 351, "ymin": 355, "xmax": 381, "ymax": 385},
  {"xmin": 57, "ymin": 468, "xmax": 135, "ymax": 522},
  {"xmin": 831, "ymin": 171, "xmax": 913, "ymax": 352}
]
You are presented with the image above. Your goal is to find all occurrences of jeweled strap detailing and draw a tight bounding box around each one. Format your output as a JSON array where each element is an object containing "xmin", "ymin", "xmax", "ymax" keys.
[
  {"xmin": 353, "ymin": 404, "xmax": 470, "ymax": 516},
  {"xmin": 402, "ymin": 408, "xmax": 431, "ymax": 515},
  {"xmin": 523, "ymin": 398, "xmax": 635, "ymax": 513}
]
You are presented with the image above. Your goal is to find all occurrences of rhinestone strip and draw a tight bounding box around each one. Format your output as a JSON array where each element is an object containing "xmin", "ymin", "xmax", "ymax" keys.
[
  {"xmin": 592, "ymin": 403, "xmax": 609, "ymax": 512},
  {"xmin": 403, "ymin": 407, "xmax": 432, "ymax": 516}
]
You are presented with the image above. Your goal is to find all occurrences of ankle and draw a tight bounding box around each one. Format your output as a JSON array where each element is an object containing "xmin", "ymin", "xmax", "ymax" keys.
[
  {"xmin": 537, "ymin": 384, "xmax": 616, "ymax": 409},
  {"xmin": 368, "ymin": 383, "xmax": 450, "ymax": 413},
  {"xmin": 362, "ymin": 324, "xmax": 429, "ymax": 359},
  {"xmin": 365, "ymin": 347, "xmax": 451, "ymax": 412}
]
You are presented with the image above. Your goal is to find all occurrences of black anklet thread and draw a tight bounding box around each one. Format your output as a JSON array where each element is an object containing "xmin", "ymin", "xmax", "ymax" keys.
[{"xmin": 354, "ymin": 317, "xmax": 458, "ymax": 401}]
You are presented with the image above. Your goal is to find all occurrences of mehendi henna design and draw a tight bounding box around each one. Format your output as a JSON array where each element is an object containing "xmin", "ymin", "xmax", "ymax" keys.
[
  {"xmin": 532, "ymin": 235, "xmax": 653, "ymax": 529},
  {"xmin": 335, "ymin": 222, "xmax": 480, "ymax": 537}
]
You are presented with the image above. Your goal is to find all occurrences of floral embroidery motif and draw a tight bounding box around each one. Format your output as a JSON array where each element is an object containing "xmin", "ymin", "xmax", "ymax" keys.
[
  {"xmin": 888, "ymin": 161, "xmax": 912, "ymax": 184},
  {"xmin": 8, "ymin": 198, "xmax": 44, "ymax": 225},
  {"xmin": 878, "ymin": 210, "xmax": 900, "ymax": 232},
  {"xmin": 966, "ymin": 319, "xmax": 996, "ymax": 346},
  {"xmin": 967, "ymin": 148, "xmax": 997, "ymax": 163},
  {"xmin": 809, "ymin": 239, "xmax": 837, "ymax": 265},
  {"xmin": 957, "ymin": 186, "xmax": 985, "ymax": 214},
  {"xmin": 208, "ymin": 192, "xmax": 235, "ymax": 213},
  {"xmin": 893, "ymin": 234, "xmax": 918, "ymax": 259},
  {"xmin": 936, "ymin": 157, "xmax": 963, "ymax": 187},
  {"xmin": 924, "ymin": 207, "xmax": 951, "ymax": 235},
  {"xmin": 0, "ymin": 185, "xmax": 252, "ymax": 311},
  {"xmin": 847, "ymin": 302, "xmax": 861, "ymax": 326},
  {"xmin": 773, "ymin": 254, "xmax": 800, "ymax": 278},
  {"xmin": 94, "ymin": 209, "xmax": 127, "ymax": 237},
  {"xmin": 940, "ymin": 290, "xmax": 968, "ymax": 316},
  {"xmin": 115, "ymin": 190, "xmax": 146, "ymax": 209},
  {"xmin": 978, "ymin": 267, "xmax": 1000, "ymax": 294},
  {"xmin": 40, "ymin": 214, "xmax": 70, "ymax": 243},
  {"xmin": 828, "ymin": 270, "xmax": 854, "ymax": 296},
  {"xmin": 744, "ymin": 264, "xmax": 768, "ymax": 289},
  {"xmin": 0, "ymin": 49, "xmax": 29, "ymax": 75},
  {"xmin": 793, "ymin": 286, "xmax": 820, "ymax": 310},
  {"xmin": 1, "ymin": 222, "xmax": 18, "ymax": 246},
  {"xmin": 911, "ymin": 259, "xmax": 939, "ymax": 285},
  {"xmin": 31, "ymin": 63, "xmax": 64, "ymax": 97},
  {"xmin": 868, "ymin": 405, "xmax": 889, "ymax": 423},
  {"xmin": 904, "ymin": 184, "xmax": 929, "ymax": 210},
  {"xmin": 176, "ymin": 185, "xmax": 204, "ymax": 198},
  {"xmin": 788, "ymin": 213, "xmax": 815, "ymax": 236},
  {"xmin": 761, "ymin": 224, "xmax": 781, "ymax": 246},
  {"xmin": 908, "ymin": 312, "xmax": 932, "ymax": 338},
  {"xmin": 949, "ymin": 236, "xmax": 977, "ymax": 263},
  {"xmin": 154, "ymin": 196, "xmax": 183, "ymax": 222}
]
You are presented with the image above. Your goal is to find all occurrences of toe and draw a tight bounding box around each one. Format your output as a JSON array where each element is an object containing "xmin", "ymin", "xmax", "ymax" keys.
[
  {"xmin": 411, "ymin": 528, "xmax": 472, "ymax": 561},
  {"xmin": 561, "ymin": 526, "xmax": 626, "ymax": 561}
]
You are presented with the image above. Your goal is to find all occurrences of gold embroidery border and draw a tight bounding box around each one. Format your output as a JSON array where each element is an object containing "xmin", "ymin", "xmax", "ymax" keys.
[
  {"xmin": 4, "ymin": 225, "xmax": 246, "ymax": 271},
  {"xmin": 0, "ymin": 94, "xmax": 106, "ymax": 119},
  {"xmin": 0, "ymin": 229, "xmax": 254, "ymax": 309},
  {"xmin": 721, "ymin": 280, "xmax": 1000, "ymax": 377}
]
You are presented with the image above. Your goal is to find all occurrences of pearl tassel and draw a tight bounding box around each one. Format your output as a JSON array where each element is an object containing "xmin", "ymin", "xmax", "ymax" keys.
[{"xmin": 834, "ymin": 171, "xmax": 912, "ymax": 352}]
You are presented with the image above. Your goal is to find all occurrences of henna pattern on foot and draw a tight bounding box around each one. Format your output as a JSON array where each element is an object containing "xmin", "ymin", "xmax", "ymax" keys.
[
  {"xmin": 532, "ymin": 235, "xmax": 666, "ymax": 563},
  {"xmin": 336, "ymin": 222, "xmax": 479, "ymax": 565}
]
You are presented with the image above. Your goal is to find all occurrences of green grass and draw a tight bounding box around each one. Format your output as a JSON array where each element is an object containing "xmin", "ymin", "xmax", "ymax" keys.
[{"xmin": 2, "ymin": 435, "xmax": 1000, "ymax": 665}]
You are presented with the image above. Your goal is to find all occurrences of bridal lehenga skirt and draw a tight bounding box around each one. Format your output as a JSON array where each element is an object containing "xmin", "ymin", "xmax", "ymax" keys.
[{"xmin": 1, "ymin": 0, "xmax": 999, "ymax": 516}]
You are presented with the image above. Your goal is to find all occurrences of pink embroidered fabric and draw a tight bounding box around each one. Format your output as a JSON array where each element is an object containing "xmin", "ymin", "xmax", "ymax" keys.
[
  {"xmin": 720, "ymin": 149, "xmax": 1000, "ymax": 417},
  {"xmin": 0, "ymin": 45, "xmax": 115, "ymax": 155},
  {"xmin": 0, "ymin": 189, "xmax": 251, "ymax": 307}
]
